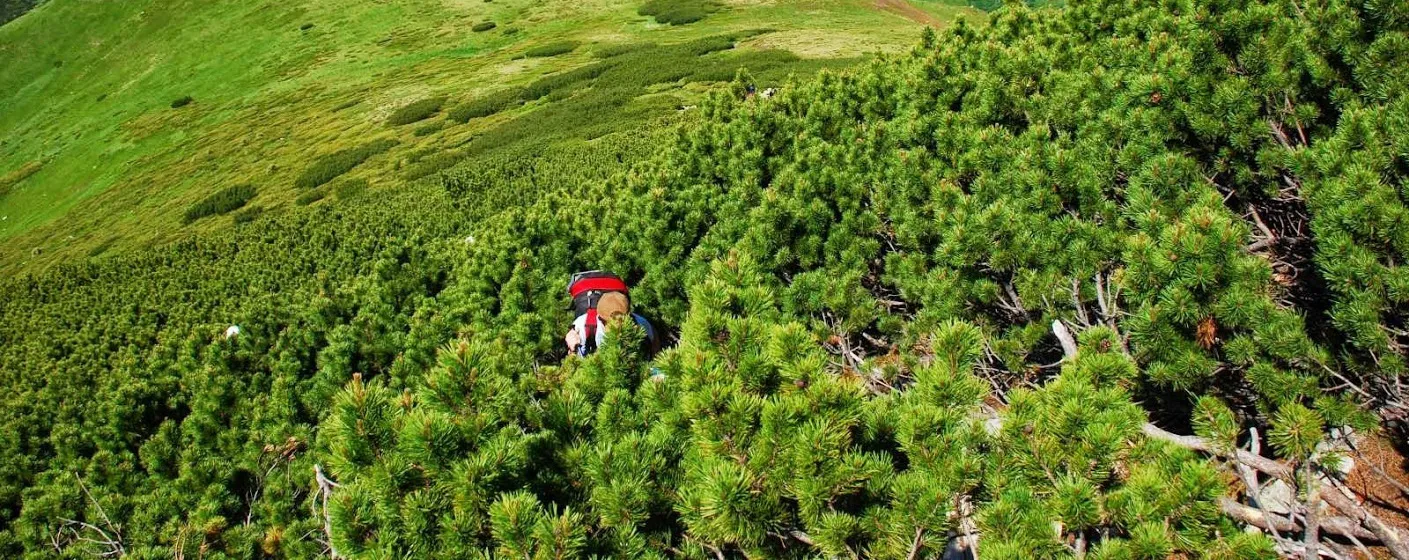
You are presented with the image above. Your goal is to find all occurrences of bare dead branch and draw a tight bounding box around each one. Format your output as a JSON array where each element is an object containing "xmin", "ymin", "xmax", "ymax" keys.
[
  {"xmin": 1053, "ymin": 320, "xmax": 1078, "ymax": 359},
  {"xmin": 1143, "ymin": 423, "xmax": 1409, "ymax": 560}
]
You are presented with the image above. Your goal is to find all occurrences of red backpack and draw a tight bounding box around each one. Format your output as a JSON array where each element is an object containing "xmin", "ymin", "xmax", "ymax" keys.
[{"xmin": 568, "ymin": 271, "xmax": 629, "ymax": 355}]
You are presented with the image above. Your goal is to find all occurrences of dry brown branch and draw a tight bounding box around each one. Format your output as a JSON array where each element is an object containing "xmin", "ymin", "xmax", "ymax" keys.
[
  {"xmin": 1142, "ymin": 423, "xmax": 1409, "ymax": 560},
  {"xmin": 314, "ymin": 464, "xmax": 342, "ymax": 559}
]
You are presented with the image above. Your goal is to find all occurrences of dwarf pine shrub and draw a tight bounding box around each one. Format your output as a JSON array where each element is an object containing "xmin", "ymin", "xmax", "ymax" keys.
[
  {"xmin": 386, "ymin": 97, "xmax": 445, "ymax": 126},
  {"xmin": 639, "ymin": 0, "xmax": 720, "ymax": 25},
  {"xmin": 3, "ymin": 1, "xmax": 1408, "ymax": 558},
  {"xmin": 231, "ymin": 204, "xmax": 263, "ymax": 224},
  {"xmin": 182, "ymin": 184, "xmax": 256, "ymax": 224},
  {"xmin": 295, "ymin": 187, "xmax": 328, "ymax": 205},
  {"xmin": 524, "ymin": 40, "xmax": 578, "ymax": 58},
  {"xmin": 472, "ymin": 21, "xmax": 496, "ymax": 32},
  {"xmin": 335, "ymin": 178, "xmax": 368, "ymax": 200},
  {"xmin": 293, "ymin": 139, "xmax": 397, "ymax": 189},
  {"xmin": 447, "ymin": 88, "xmax": 525, "ymax": 122}
]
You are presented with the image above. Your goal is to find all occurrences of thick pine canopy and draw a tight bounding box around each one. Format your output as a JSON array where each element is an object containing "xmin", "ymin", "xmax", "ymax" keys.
[{"xmin": 1, "ymin": 0, "xmax": 1407, "ymax": 558}]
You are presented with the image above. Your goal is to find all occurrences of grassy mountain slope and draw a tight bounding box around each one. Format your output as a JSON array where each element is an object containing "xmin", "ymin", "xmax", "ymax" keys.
[
  {"xmin": 0, "ymin": 0, "xmax": 977, "ymax": 275},
  {"xmin": 4, "ymin": 0, "xmax": 1408, "ymax": 558}
]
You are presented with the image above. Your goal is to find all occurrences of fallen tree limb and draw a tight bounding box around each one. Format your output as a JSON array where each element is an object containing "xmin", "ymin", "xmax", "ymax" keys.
[
  {"xmin": 1219, "ymin": 498, "xmax": 1380, "ymax": 542},
  {"xmin": 1140, "ymin": 423, "xmax": 1292, "ymax": 479},
  {"xmin": 1050, "ymin": 322, "xmax": 1409, "ymax": 559},
  {"xmin": 1145, "ymin": 423, "xmax": 1409, "ymax": 560}
]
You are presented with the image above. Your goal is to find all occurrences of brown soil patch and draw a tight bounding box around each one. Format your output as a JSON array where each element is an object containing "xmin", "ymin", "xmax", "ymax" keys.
[
  {"xmin": 1345, "ymin": 433, "xmax": 1409, "ymax": 531},
  {"xmin": 874, "ymin": 0, "xmax": 943, "ymax": 27}
]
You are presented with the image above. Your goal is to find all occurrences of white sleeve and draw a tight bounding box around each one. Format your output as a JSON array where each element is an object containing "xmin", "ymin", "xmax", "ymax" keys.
[{"xmin": 572, "ymin": 314, "xmax": 588, "ymax": 338}]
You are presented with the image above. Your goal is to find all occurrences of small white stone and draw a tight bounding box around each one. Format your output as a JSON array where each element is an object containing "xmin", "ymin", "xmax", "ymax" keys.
[
  {"xmin": 1255, "ymin": 479, "xmax": 1296, "ymax": 515},
  {"xmin": 225, "ymin": 325, "xmax": 242, "ymax": 339}
]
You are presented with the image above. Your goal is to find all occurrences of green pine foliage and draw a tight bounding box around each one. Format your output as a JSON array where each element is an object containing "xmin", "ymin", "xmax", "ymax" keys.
[
  {"xmin": 293, "ymin": 138, "xmax": 397, "ymax": 189},
  {"xmin": 524, "ymin": 41, "xmax": 579, "ymax": 58},
  {"xmin": 2, "ymin": 0, "xmax": 1407, "ymax": 557},
  {"xmin": 295, "ymin": 187, "xmax": 328, "ymax": 205},
  {"xmin": 182, "ymin": 184, "xmax": 257, "ymax": 224},
  {"xmin": 472, "ymin": 21, "xmax": 496, "ymax": 32},
  {"xmin": 386, "ymin": 97, "xmax": 445, "ymax": 126},
  {"xmin": 0, "ymin": 0, "xmax": 42, "ymax": 26},
  {"xmin": 639, "ymin": 0, "xmax": 721, "ymax": 26},
  {"xmin": 447, "ymin": 88, "xmax": 525, "ymax": 123},
  {"xmin": 232, "ymin": 204, "xmax": 264, "ymax": 223}
]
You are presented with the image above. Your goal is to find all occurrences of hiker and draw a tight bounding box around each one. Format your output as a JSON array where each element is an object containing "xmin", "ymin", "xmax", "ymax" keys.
[{"xmin": 564, "ymin": 271, "xmax": 661, "ymax": 357}]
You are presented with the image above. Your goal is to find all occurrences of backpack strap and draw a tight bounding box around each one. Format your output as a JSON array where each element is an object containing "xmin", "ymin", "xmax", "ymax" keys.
[
  {"xmin": 569, "ymin": 276, "xmax": 628, "ymax": 298},
  {"xmin": 582, "ymin": 308, "xmax": 599, "ymax": 356}
]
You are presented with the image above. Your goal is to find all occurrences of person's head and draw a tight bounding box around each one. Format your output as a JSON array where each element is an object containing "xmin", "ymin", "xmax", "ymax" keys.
[{"xmin": 596, "ymin": 292, "xmax": 630, "ymax": 324}]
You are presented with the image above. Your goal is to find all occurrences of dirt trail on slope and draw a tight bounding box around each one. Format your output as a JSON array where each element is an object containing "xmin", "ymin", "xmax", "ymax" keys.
[{"xmin": 874, "ymin": 0, "xmax": 945, "ymax": 27}]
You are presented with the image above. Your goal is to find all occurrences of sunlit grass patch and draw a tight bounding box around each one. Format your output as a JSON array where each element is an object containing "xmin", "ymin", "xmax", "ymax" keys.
[{"xmin": 0, "ymin": 161, "xmax": 43, "ymax": 198}]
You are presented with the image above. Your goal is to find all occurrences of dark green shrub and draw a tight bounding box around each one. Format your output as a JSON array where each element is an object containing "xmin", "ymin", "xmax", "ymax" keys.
[
  {"xmin": 638, "ymin": 0, "xmax": 720, "ymax": 25},
  {"xmin": 335, "ymin": 178, "xmax": 368, "ymax": 200},
  {"xmin": 594, "ymin": 42, "xmax": 654, "ymax": 58},
  {"xmin": 0, "ymin": 0, "xmax": 42, "ymax": 27},
  {"xmin": 684, "ymin": 35, "xmax": 733, "ymax": 55},
  {"xmin": 386, "ymin": 97, "xmax": 445, "ymax": 126},
  {"xmin": 294, "ymin": 139, "xmax": 398, "ymax": 189},
  {"xmin": 501, "ymin": 26, "xmax": 518, "ymax": 35},
  {"xmin": 520, "ymin": 63, "xmax": 610, "ymax": 100},
  {"xmin": 472, "ymin": 21, "xmax": 496, "ymax": 32},
  {"xmin": 447, "ymin": 89, "xmax": 524, "ymax": 122},
  {"xmin": 231, "ymin": 205, "xmax": 263, "ymax": 224},
  {"xmin": 170, "ymin": 96, "xmax": 194, "ymax": 108},
  {"xmin": 524, "ymin": 41, "xmax": 578, "ymax": 58},
  {"xmin": 414, "ymin": 121, "xmax": 445, "ymax": 136},
  {"xmin": 295, "ymin": 188, "xmax": 328, "ymax": 206},
  {"xmin": 182, "ymin": 184, "xmax": 256, "ymax": 224},
  {"xmin": 299, "ymin": 22, "xmax": 314, "ymax": 31}
]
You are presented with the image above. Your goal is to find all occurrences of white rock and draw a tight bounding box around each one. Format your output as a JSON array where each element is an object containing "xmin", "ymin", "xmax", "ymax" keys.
[
  {"xmin": 1317, "ymin": 427, "xmax": 1357, "ymax": 476},
  {"xmin": 1255, "ymin": 479, "xmax": 1296, "ymax": 515},
  {"xmin": 225, "ymin": 325, "xmax": 242, "ymax": 339}
]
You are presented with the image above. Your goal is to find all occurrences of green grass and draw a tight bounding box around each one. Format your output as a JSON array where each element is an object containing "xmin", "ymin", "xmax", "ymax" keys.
[
  {"xmin": 0, "ymin": 160, "xmax": 42, "ymax": 199},
  {"xmin": 0, "ymin": 0, "xmax": 982, "ymax": 274}
]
